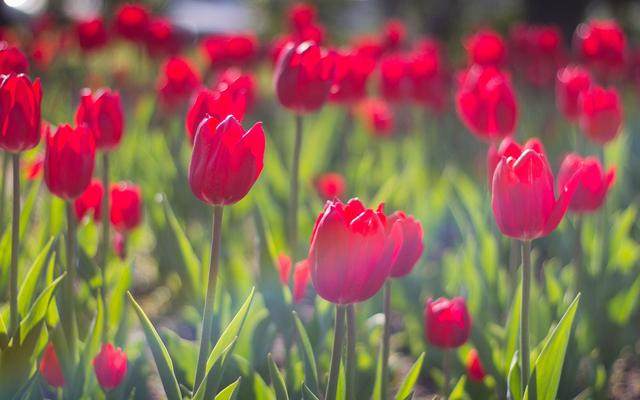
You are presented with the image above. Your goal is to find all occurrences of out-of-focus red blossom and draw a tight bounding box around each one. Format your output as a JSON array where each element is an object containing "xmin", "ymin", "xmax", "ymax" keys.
[
  {"xmin": 110, "ymin": 182, "xmax": 142, "ymax": 232},
  {"xmin": 157, "ymin": 56, "xmax": 200, "ymax": 108},
  {"xmin": 31, "ymin": 13, "xmax": 57, "ymax": 38},
  {"xmin": 215, "ymin": 67, "xmax": 257, "ymax": 111},
  {"xmin": 574, "ymin": 19, "xmax": 626, "ymax": 78},
  {"xmin": 424, "ymin": 297, "xmax": 471, "ymax": 349},
  {"xmin": 75, "ymin": 18, "xmax": 108, "ymax": 52},
  {"xmin": 465, "ymin": 29, "xmax": 506, "ymax": 67},
  {"xmin": 189, "ymin": 115, "xmax": 265, "ymax": 206},
  {"xmin": 578, "ymin": 85, "xmax": 623, "ymax": 145},
  {"xmin": 74, "ymin": 178, "xmax": 103, "ymax": 221},
  {"xmin": 114, "ymin": 232, "xmax": 126, "ymax": 260},
  {"xmin": 558, "ymin": 153, "xmax": 615, "ymax": 213},
  {"xmin": 274, "ymin": 41, "xmax": 335, "ymax": 114},
  {"xmin": 351, "ymin": 35, "xmax": 385, "ymax": 60},
  {"xmin": 23, "ymin": 153, "xmax": 44, "ymax": 181},
  {"xmin": 277, "ymin": 253, "xmax": 292, "ymax": 285},
  {"xmin": 383, "ymin": 19, "xmax": 406, "ymax": 52},
  {"xmin": 0, "ymin": 42, "xmax": 28, "ymax": 74},
  {"xmin": 201, "ymin": 34, "xmax": 258, "ymax": 69},
  {"xmin": 556, "ymin": 66, "xmax": 591, "ymax": 121},
  {"xmin": 93, "ymin": 343, "xmax": 127, "ymax": 390},
  {"xmin": 491, "ymin": 141, "xmax": 579, "ymax": 240},
  {"xmin": 409, "ymin": 39, "xmax": 450, "ymax": 112},
  {"xmin": 466, "ymin": 349, "xmax": 486, "ymax": 382},
  {"xmin": 40, "ymin": 343, "xmax": 65, "ymax": 388},
  {"xmin": 76, "ymin": 88, "xmax": 124, "ymax": 151},
  {"xmin": 114, "ymin": 3, "xmax": 150, "ymax": 42},
  {"xmin": 509, "ymin": 24, "xmax": 564, "ymax": 87},
  {"xmin": 330, "ymin": 50, "xmax": 376, "ymax": 103},
  {"xmin": 487, "ymin": 137, "xmax": 546, "ymax": 187},
  {"xmin": 30, "ymin": 36, "xmax": 58, "ymax": 70},
  {"xmin": 145, "ymin": 17, "xmax": 182, "ymax": 56},
  {"xmin": 185, "ymin": 87, "xmax": 247, "ymax": 143},
  {"xmin": 379, "ymin": 54, "xmax": 411, "ymax": 101},
  {"xmin": 455, "ymin": 65, "xmax": 518, "ymax": 142},
  {"xmin": 44, "ymin": 124, "xmax": 95, "ymax": 200},
  {"xmin": 314, "ymin": 172, "xmax": 346, "ymax": 200},
  {"xmin": 308, "ymin": 198, "xmax": 402, "ymax": 304},
  {"xmin": 358, "ymin": 98, "xmax": 395, "ymax": 136},
  {"xmin": 0, "ymin": 74, "xmax": 42, "ymax": 153},
  {"xmin": 287, "ymin": 2, "xmax": 316, "ymax": 32},
  {"xmin": 293, "ymin": 259, "xmax": 311, "ymax": 303},
  {"xmin": 386, "ymin": 211, "xmax": 424, "ymax": 278}
]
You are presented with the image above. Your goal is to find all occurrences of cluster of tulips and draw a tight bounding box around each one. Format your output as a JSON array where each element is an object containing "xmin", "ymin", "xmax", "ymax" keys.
[{"xmin": 0, "ymin": 0, "xmax": 634, "ymax": 399}]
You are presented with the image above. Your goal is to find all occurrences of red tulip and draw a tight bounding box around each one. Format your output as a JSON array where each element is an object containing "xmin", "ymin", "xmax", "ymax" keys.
[
  {"xmin": 110, "ymin": 182, "xmax": 142, "ymax": 232},
  {"xmin": 189, "ymin": 115, "xmax": 265, "ymax": 206},
  {"xmin": 455, "ymin": 65, "xmax": 518, "ymax": 141},
  {"xmin": 330, "ymin": 50, "xmax": 376, "ymax": 104},
  {"xmin": 23, "ymin": 153, "xmax": 44, "ymax": 181},
  {"xmin": 145, "ymin": 17, "xmax": 182, "ymax": 56},
  {"xmin": 465, "ymin": 29, "xmax": 506, "ymax": 67},
  {"xmin": 382, "ymin": 19, "xmax": 406, "ymax": 52},
  {"xmin": 510, "ymin": 24, "xmax": 564, "ymax": 87},
  {"xmin": 308, "ymin": 198, "xmax": 402, "ymax": 304},
  {"xmin": 487, "ymin": 137, "xmax": 546, "ymax": 187},
  {"xmin": 0, "ymin": 42, "xmax": 28, "ymax": 74},
  {"xmin": 491, "ymin": 143, "xmax": 578, "ymax": 240},
  {"xmin": 574, "ymin": 19, "xmax": 626, "ymax": 78},
  {"xmin": 409, "ymin": 39, "xmax": 449, "ymax": 112},
  {"xmin": 0, "ymin": 74, "xmax": 42, "ymax": 153},
  {"xmin": 379, "ymin": 54, "xmax": 411, "ymax": 101},
  {"xmin": 556, "ymin": 66, "xmax": 592, "ymax": 121},
  {"xmin": 74, "ymin": 178, "xmax": 104, "ymax": 221},
  {"xmin": 424, "ymin": 297, "xmax": 471, "ymax": 348},
  {"xmin": 287, "ymin": 3, "xmax": 317, "ymax": 33},
  {"xmin": 314, "ymin": 172, "xmax": 346, "ymax": 200},
  {"xmin": 466, "ymin": 349, "xmax": 486, "ymax": 382},
  {"xmin": 277, "ymin": 253, "xmax": 292, "ymax": 285},
  {"xmin": 357, "ymin": 98, "xmax": 395, "ymax": 137},
  {"xmin": 114, "ymin": 3, "xmax": 150, "ymax": 42},
  {"xmin": 157, "ymin": 56, "xmax": 200, "ymax": 108},
  {"xmin": 293, "ymin": 259, "xmax": 311, "ymax": 303},
  {"xmin": 351, "ymin": 34, "xmax": 385, "ymax": 61},
  {"xmin": 44, "ymin": 124, "xmax": 95, "ymax": 200},
  {"xmin": 578, "ymin": 85, "xmax": 623, "ymax": 145},
  {"xmin": 39, "ymin": 343, "xmax": 65, "ymax": 388},
  {"xmin": 273, "ymin": 41, "xmax": 335, "ymax": 114},
  {"xmin": 558, "ymin": 153, "xmax": 615, "ymax": 213},
  {"xmin": 200, "ymin": 34, "xmax": 258, "ymax": 70},
  {"xmin": 114, "ymin": 231, "xmax": 127, "ymax": 260},
  {"xmin": 93, "ymin": 343, "xmax": 127, "ymax": 390},
  {"xmin": 216, "ymin": 67, "xmax": 257, "ymax": 112},
  {"xmin": 75, "ymin": 18, "xmax": 108, "ymax": 52},
  {"xmin": 185, "ymin": 87, "xmax": 247, "ymax": 143},
  {"xmin": 76, "ymin": 88, "xmax": 124, "ymax": 151},
  {"xmin": 387, "ymin": 211, "xmax": 424, "ymax": 278}
]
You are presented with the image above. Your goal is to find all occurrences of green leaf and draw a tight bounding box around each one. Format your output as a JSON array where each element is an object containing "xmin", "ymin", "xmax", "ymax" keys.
[
  {"xmin": 524, "ymin": 294, "xmax": 580, "ymax": 400},
  {"xmin": 215, "ymin": 378, "xmax": 242, "ymax": 400},
  {"xmin": 507, "ymin": 351, "xmax": 522, "ymax": 400},
  {"xmin": 504, "ymin": 283, "xmax": 522, "ymax": 375},
  {"xmin": 449, "ymin": 376, "xmax": 470, "ymax": 400},
  {"xmin": 336, "ymin": 362, "xmax": 346, "ymax": 400},
  {"xmin": 394, "ymin": 352, "xmax": 425, "ymax": 400},
  {"xmin": 128, "ymin": 292, "xmax": 182, "ymax": 400},
  {"xmin": 371, "ymin": 346, "xmax": 383, "ymax": 400},
  {"xmin": 18, "ymin": 237, "xmax": 56, "ymax": 315},
  {"xmin": 192, "ymin": 339, "xmax": 236, "ymax": 400},
  {"xmin": 292, "ymin": 311, "xmax": 319, "ymax": 394},
  {"xmin": 19, "ymin": 273, "xmax": 65, "ymax": 343},
  {"xmin": 608, "ymin": 274, "xmax": 640, "ymax": 325},
  {"xmin": 268, "ymin": 353, "xmax": 289, "ymax": 400},
  {"xmin": 302, "ymin": 385, "xmax": 320, "ymax": 400}
]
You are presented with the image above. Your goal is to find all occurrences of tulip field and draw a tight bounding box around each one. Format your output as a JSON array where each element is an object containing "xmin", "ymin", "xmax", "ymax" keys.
[{"xmin": 1, "ymin": 1, "xmax": 640, "ymax": 399}]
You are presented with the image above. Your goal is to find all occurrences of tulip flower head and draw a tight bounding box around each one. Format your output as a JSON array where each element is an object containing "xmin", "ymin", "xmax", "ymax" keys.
[
  {"xmin": 75, "ymin": 18, "xmax": 108, "ymax": 52},
  {"xmin": 74, "ymin": 178, "xmax": 104, "ymax": 221},
  {"xmin": 491, "ymin": 141, "xmax": 578, "ymax": 240},
  {"xmin": 578, "ymin": 85, "xmax": 623, "ymax": 145},
  {"xmin": 114, "ymin": 3, "xmax": 150, "ymax": 42},
  {"xmin": 277, "ymin": 253, "xmax": 292, "ymax": 285},
  {"xmin": 409, "ymin": 41, "xmax": 450, "ymax": 112},
  {"xmin": 308, "ymin": 198, "xmax": 402, "ymax": 304},
  {"xmin": 157, "ymin": 56, "xmax": 201, "ymax": 108},
  {"xmin": 510, "ymin": 24, "xmax": 565, "ymax": 87},
  {"xmin": 386, "ymin": 211, "xmax": 424, "ymax": 278},
  {"xmin": 287, "ymin": 3, "xmax": 317, "ymax": 33},
  {"xmin": 145, "ymin": 17, "xmax": 182, "ymax": 57},
  {"xmin": 200, "ymin": 33, "xmax": 258, "ymax": 69},
  {"xmin": 0, "ymin": 74, "xmax": 42, "ymax": 153},
  {"xmin": 189, "ymin": 115, "xmax": 265, "ymax": 206},
  {"xmin": 465, "ymin": 29, "xmax": 506, "ymax": 67},
  {"xmin": 185, "ymin": 86, "xmax": 247, "ymax": 143},
  {"xmin": 487, "ymin": 137, "xmax": 546, "ymax": 187},
  {"xmin": 216, "ymin": 67, "xmax": 257, "ymax": 111},
  {"xmin": 379, "ymin": 54, "xmax": 411, "ymax": 101},
  {"xmin": 93, "ymin": 343, "xmax": 128, "ymax": 390},
  {"xmin": 574, "ymin": 19, "xmax": 626, "ymax": 78},
  {"xmin": 466, "ymin": 349, "xmax": 487, "ymax": 382},
  {"xmin": 40, "ymin": 343, "xmax": 65, "ymax": 388},
  {"xmin": 293, "ymin": 259, "xmax": 311, "ymax": 303},
  {"xmin": 556, "ymin": 66, "xmax": 592, "ymax": 121},
  {"xmin": 558, "ymin": 153, "xmax": 615, "ymax": 213},
  {"xmin": 314, "ymin": 172, "xmax": 346, "ymax": 200},
  {"xmin": 0, "ymin": 42, "xmax": 28, "ymax": 74},
  {"xmin": 424, "ymin": 297, "xmax": 471, "ymax": 348},
  {"xmin": 110, "ymin": 182, "xmax": 142, "ymax": 232},
  {"xmin": 357, "ymin": 98, "xmax": 395, "ymax": 137},
  {"xmin": 330, "ymin": 50, "xmax": 376, "ymax": 103},
  {"xmin": 76, "ymin": 88, "xmax": 124, "ymax": 151},
  {"xmin": 382, "ymin": 19, "xmax": 406, "ymax": 52}
]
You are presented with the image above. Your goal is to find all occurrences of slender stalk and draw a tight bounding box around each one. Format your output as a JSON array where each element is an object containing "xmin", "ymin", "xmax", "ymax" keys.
[
  {"xmin": 194, "ymin": 205, "xmax": 224, "ymax": 389},
  {"xmin": 289, "ymin": 114, "xmax": 303, "ymax": 261},
  {"xmin": 100, "ymin": 152, "xmax": 109, "ymax": 340},
  {"xmin": 520, "ymin": 240, "xmax": 532, "ymax": 393},
  {"xmin": 442, "ymin": 349, "xmax": 450, "ymax": 397},
  {"xmin": 8, "ymin": 153, "xmax": 20, "ymax": 336},
  {"xmin": 0, "ymin": 152, "xmax": 8, "ymax": 230},
  {"xmin": 325, "ymin": 306, "xmax": 346, "ymax": 400},
  {"xmin": 509, "ymin": 238, "xmax": 520, "ymax": 276},
  {"xmin": 346, "ymin": 304, "xmax": 357, "ymax": 400},
  {"xmin": 574, "ymin": 217, "xmax": 583, "ymax": 291},
  {"xmin": 64, "ymin": 202, "xmax": 78, "ymax": 360},
  {"xmin": 381, "ymin": 280, "xmax": 392, "ymax": 400}
]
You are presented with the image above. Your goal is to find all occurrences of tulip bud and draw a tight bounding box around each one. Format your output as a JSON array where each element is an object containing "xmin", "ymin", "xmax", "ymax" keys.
[
  {"xmin": 379, "ymin": 54, "xmax": 411, "ymax": 101},
  {"xmin": 578, "ymin": 85, "xmax": 623, "ymax": 145},
  {"xmin": 464, "ymin": 29, "xmax": 506, "ymax": 67},
  {"xmin": 293, "ymin": 259, "xmax": 311, "ymax": 303},
  {"xmin": 424, "ymin": 297, "xmax": 471, "ymax": 348},
  {"xmin": 185, "ymin": 87, "xmax": 247, "ymax": 143},
  {"xmin": 387, "ymin": 211, "xmax": 424, "ymax": 278},
  {"xmin": 0, "ymin": 42, "xmax": 28, "ymax": 74},
  {"xmin": 556, "ymin": 66, "xmax": 591, "ymax": 121},
  {"xmin": 274, "ymin": 41, "xmax": 335, "ymax": 114},
  {"xmin": 466, "ymin": 349, "xmax": 486, "ymax": 382},
  {"xmin": 39, "ymin": 343, "xmax": 65, "ymax": 388},
  {"xmin": 330, "ymin": 50, "xmax": 376, "ymax": 103},
  {"xmin": 74, "ymin": 178, "xmax": 104, "ymax": 221},
  {"xmin": 188, "ymin": 115, "xmax": 265, "ymax": 206},
  {"xmin": 558, "ymin": 153, "xmax": 615, "ymax": 213},
  {"xmin": 114, "ymin": 3, "xmax": 150, "ymax": 42},
  {"xmin": 76, "ymin": 88, "xmax": 124, "ymax": 151},
  {"xmin": 0, "ymin": 74, "xmax": 42, "ymax": 153},
  {"xmin": 308, "ymin": 198, "xmax": 402, "ymax": 304},
  {"xmin": 486, "ymin": 137, "xmax": 546, "ymax": 188},
  {"xmin": 357, "ymin": 98, "xmax": 395, "ymax": 137},
  {"xmin": 574, "ymin": 19, "xmax": 626, "ymax": 78},
  {"xmin": 288, "ymin": 3, "xmax": 317, "ymax": 33},
  {"xmin": 110, "ymin": 182, "xmax": 142, "ymax": 232},
  {"xmin": 145, "ymin": 17, "xmax": 182, "ymax": 57},
  {"xmin": 44, "ymin": 124, "xmax": 96, "ymax": 200},
  {"xmin": 93, "ymin": 343, "xmax": 127, "ymax": 390},
  {"xmin": 216, "ymin": 67, "xmax": 257, "ymax": 111},
  {"xmin": 277, "ymin": 253, "xmax": 292, "ymax": 285},
  {"xmin": 409, "ymin": 42, "xmax": 449, "ymax": 113},
  {"xmin": 509, "ymin": 24, "xmax": 564, "ymax": 87},
  {"xmin": 314, "ymin": 172, "xmax": 346, "ymax": 200},
  {"xmin": 75, "ymin": 18, "xmax": 108, "ymax": 52},
  {"xmin": 200, "ymin": 34, "xmax": 258, "ymax": 70},
  {"xmin": 157, "ymin": 56, "xmax": 201, "ymax": 108},
  {"xmin": 491, "ymin": 143, "xmax": 578, "ymax": 240}
]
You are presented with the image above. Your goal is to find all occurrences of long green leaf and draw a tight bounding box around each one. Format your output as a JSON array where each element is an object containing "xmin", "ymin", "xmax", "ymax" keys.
[
  {"xmin": 18, "ymin": 237, "xmax": 56, "ymax": 315},
  {"xmin": 215, "ymin": 378, "xmax": 241, "ymax": 400},
  {"xmin": 192, "ymin": 339, "xmax": 236, "ymax": 400},
  {"xmin": 507, "ymin": 351, "xmax": 522, "ymax": 400},
  {"xmin": 20, "ymin": 273, "xmax": 65, "ymax": 343},
  {"xmin": 303, "ymin": 385, "xmax": 320, "ymax": 400},
  {"xmin": 163, "ymin": 198, "xmax": 201, "ymax": 295},
  {"xmin": 395, "ymin": 352, "xmax": 425, "ymax": 400},
  {"xmin": 268, "ymin": 353, "xmax": 289, "ymax": 400},
  {"xmin": 293, "ymin": 311, "xmax": 319, "ymax": 394}
]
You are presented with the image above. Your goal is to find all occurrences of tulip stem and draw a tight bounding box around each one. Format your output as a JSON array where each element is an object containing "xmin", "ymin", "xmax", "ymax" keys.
[
  {"xmin": 520, "ymin": 240, "xmax": 532, "ymax": 393},
  {"xmin": 443, "ymin": 349, "xmax": 450, "ymax": 397},
  {"xmin": 346, "ymin": 304, "xmax": 357, "ymax": 400},
  {"xmin": 574, "ymin": 217, "xmax": 583, "ymax": 291},
  {"xmin": 8, "ymin": 153, "xmax": 20, "ymax": 337},
  {"xmin": 289, "ymin": 114, "xmax": 303, "ymax": 260},
  {"xmin": 0, "ymin": 152, "xmax": 7, "ymax": 230},
  {"xmin": 64, "ymin": 201, "xmax": 78, "ymax": 361},
  {"xmin": 509, "ymin": 238, "xmax": 520, "ymax": 276},
  {"xmin": 381, "ymin": 280, "xmax": 391, "ymax": 400},
  {"xmin": 100, "ymin": 151, "xmax": 109, "ymax": 340},
  {"xmin": 325, "ymin": 305, "xmax": 346, "ymax": 400},
  {"xmin": 195, "ymin": 205, "xmax": 224, "ymax": 390}
]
